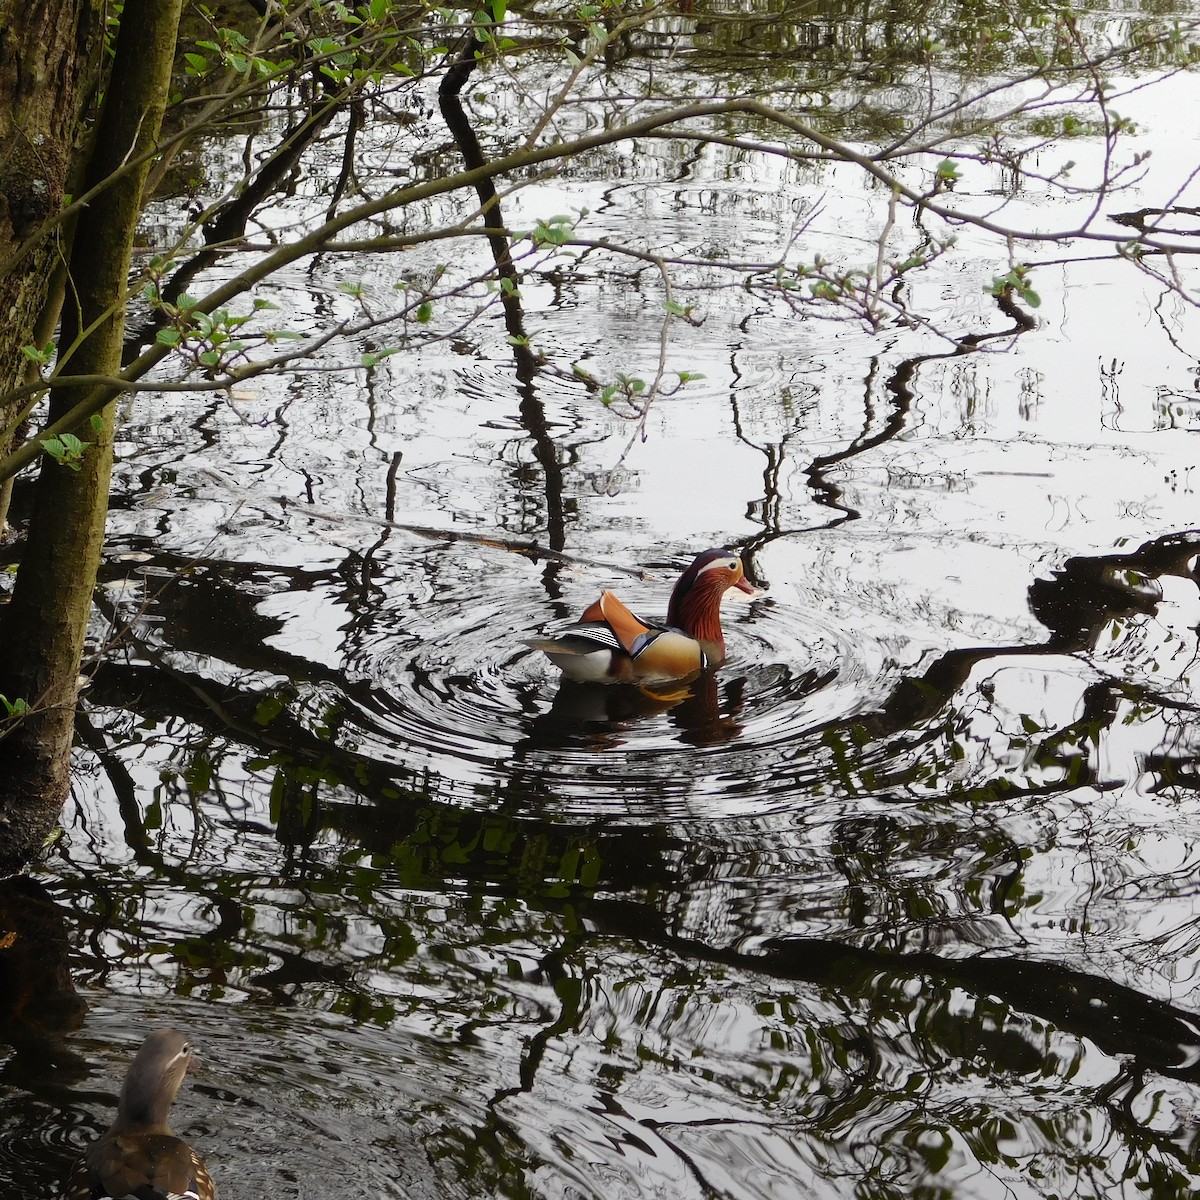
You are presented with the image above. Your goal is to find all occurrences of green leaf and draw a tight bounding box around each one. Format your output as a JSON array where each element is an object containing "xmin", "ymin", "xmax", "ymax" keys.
[
  {"xmin": 361, "ymin": 347, "xmax": 401, "ymax": 366},
  {"xmin": 40, "ymin": 435, "xmax": 91, "ymax": 470},
  {"xmin": 156, "ymin": 328, "xmax": 182, "ymax": 346},
  {"xmin": 255, "ymin": 695, "xmax": 285, "ymax": 726}
]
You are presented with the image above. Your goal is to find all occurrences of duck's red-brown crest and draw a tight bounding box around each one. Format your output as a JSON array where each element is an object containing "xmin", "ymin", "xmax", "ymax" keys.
[{"xmin": 667, "ymin": 548, "xmax": 748, "ymax": 657}]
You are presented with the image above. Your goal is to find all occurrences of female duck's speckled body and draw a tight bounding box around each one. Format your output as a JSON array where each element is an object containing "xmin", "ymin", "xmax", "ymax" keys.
[{"xmin": 528, "ymin": 548, "xmax": 759, "ymax": 683}]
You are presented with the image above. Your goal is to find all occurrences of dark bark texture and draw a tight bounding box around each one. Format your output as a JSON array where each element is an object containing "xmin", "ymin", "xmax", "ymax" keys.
[
  {"xmin": 0, "ymin": 1, "xmax": 98, "ymax": 872},
  {"xmin": 0, "ymin": 0, "xmax": 98, "ymax": 535},
  {"xmin": 0, "ymin": 0, "xmax": 180, "ymax": 875},
  {"xmin": 0, "ymin": 0, "xmax": 96, "ymax": 399}
]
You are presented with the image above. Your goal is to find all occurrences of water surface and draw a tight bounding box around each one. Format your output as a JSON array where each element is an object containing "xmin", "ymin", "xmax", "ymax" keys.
[{"xmin": 6, "ymin": 4, "xmax": 1200, "ymax": 1198}]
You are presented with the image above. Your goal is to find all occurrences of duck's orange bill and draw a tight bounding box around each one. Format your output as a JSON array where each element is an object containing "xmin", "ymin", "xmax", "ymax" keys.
[{"xmin": 735, "ymin": 576, "xmax": 763, "ymax": 597}]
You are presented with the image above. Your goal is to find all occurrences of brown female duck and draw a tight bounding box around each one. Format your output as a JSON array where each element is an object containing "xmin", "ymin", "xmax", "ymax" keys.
[{"xmin": 62, "ymin": 1029, "xmax": 216, "ymax": 1200}]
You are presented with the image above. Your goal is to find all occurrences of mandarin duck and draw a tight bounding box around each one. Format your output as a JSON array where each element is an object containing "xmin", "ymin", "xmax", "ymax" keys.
[
  {"xmin": 62, "ymin": 1028, "xmax": 216, "ymax": 1200},
  {"xmin": 528, "ymin": 548, "xmax": 759, "ymax": 683}
]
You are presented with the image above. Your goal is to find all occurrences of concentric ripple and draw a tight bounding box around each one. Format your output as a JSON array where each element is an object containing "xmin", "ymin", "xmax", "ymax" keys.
[
  {"xmin": 339, "ymin": 580, "xmax": 901, "ymax": 821},
  {"xmin": 0, "ymin": 1100, "xmax": 91, "ymax": 1200}
]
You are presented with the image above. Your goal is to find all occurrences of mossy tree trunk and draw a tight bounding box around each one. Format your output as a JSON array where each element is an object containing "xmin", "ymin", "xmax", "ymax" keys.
[
  {"xmin": 0, "ymin": 0, "xmax": 182, "ymax": 874},
  {"xmin": 0, "ymin": 0, "xmax": 99, "ymax": 532}
]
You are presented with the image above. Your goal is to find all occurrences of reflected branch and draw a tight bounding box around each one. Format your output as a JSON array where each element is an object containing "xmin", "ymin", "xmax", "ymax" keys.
[{"xmin": 592, "ymin": 900, "xmax": 1200, "ymax": 1083}]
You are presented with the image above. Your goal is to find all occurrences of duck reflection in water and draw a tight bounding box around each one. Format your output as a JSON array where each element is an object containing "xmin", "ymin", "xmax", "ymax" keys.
[{"xmin": 534, "ymin": 669, "xmax": 751, "ymax": 747}]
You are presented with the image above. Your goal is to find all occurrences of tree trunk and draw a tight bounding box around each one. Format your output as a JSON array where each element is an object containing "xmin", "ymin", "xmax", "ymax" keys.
[
  {"xmin": 0, "ymin": 0, "xmax": 182, "ymax": 874},
  {"xmin": 0, "ymin": 0, "xmax": 98, "ymax": 531}
]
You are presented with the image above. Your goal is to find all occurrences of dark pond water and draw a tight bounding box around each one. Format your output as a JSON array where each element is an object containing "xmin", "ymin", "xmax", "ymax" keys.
[{"xmin": 6, "ymin": 4, "xmax": 1200, "ymax": 1198}]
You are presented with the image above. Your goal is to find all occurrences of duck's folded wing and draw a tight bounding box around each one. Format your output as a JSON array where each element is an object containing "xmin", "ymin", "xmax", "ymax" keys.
[
  {"xmin": 525, "ymin": 623, "xmax": 625, "ymax": 682},
  {"xmin": 525, "ymin": 623, "xmax": 624, "ymax": 657},
  {"xmin": 82, "ymin": 1133, "xmax": 214, "ymax": 1200}
]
